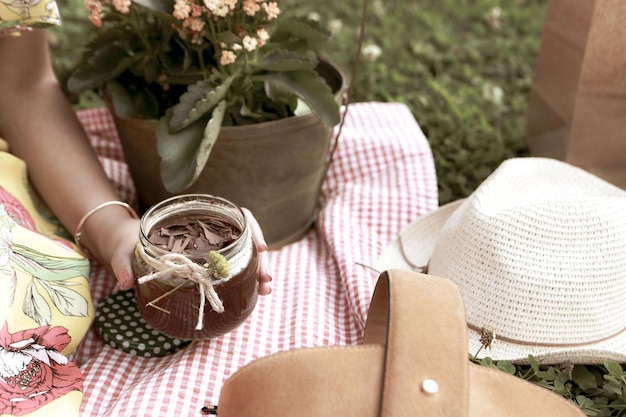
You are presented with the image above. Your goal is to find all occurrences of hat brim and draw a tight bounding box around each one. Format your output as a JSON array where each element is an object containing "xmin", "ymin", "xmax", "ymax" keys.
[
  {"xmin": 375, "ymin": 200, "xmax": 626, "ymax": 365},
  {"xmin": 375, "ymin": 199, "xmax": 464, "ymax": 272}
]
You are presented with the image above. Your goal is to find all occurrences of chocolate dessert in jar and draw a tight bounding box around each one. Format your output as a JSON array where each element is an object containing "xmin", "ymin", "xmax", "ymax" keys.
[{"xmin": 133, "ymin": 194, "xmax": 259, "ymax": 340}]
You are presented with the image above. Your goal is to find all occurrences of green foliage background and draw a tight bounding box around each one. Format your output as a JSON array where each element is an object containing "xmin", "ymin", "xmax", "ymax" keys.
[
  {"xmin": 277, "ymin": 0, "xmax": 541, "ymax": 205},
  {"xmin": 48, "ymin": 0, "xmax": 626, "ymax": 415}
]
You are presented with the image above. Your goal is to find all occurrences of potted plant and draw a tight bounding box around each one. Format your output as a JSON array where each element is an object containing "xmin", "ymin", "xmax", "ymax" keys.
[{"xmin": 67, "ymin": 0, "xmax": 347, "ymax": 247}]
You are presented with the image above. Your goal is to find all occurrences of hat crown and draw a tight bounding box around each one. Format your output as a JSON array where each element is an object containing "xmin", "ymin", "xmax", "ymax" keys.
[{"xmin": 428, "ymin": 158, "xmax": 626, "ymax": 347}]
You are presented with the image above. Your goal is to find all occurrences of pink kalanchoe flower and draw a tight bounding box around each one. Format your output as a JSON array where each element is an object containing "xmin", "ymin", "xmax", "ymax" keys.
[
  {"xmin": 203, "ymin": 0, "xmax": 229, "ymax": 16},
  {"xmin": 189, "ymin": 17, "xmax": 205, "ymax": 32},
  {"xmin": 83, "ymin": 0, "xmax": 101, "ymax": 13},
  {"xmin": 242, "ymin": 0, "xmax": 259, "ymax": 16},
  {"xmin": 91, "ymin": 13, "xmax": 102, "ymax": 27},
  {"xmin": 173, "ymin": 0, "xmax": 191, "ymax": 20},
  {"xmin": 190, "ymin": 2, "xmax": 202, "ymax": 17},
  {"xmin": 0, "ymin": 323, "xmax": 83, "ymax": 416},
  {"xmin": 263, "ymin": 1, "xmax": 279, "ymax": 20},
  {"xmin": 256, "ymin": 27, "xmax": 269, "ymax": 46},
  {"xmin": 112, "ymin": 0, "xmax": 131, "ymax": 14},
  {"xmin": 192, "ymin": 33, "xmax": 204, "ymax": 44},
  {"xmin": 220, "ymin": 50, "xmax": 237, "ymax": 66},
  {"xmin": 83, "ymin": 0, "xmax": 103, "ymax": 27},
  {"xmin": 242, "ymin": 35, "xmax": 258, "ymax": 51}
]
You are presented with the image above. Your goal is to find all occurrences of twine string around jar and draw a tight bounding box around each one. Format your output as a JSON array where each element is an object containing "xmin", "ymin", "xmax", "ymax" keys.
[{"xmin": 135, "ymin": 245, "xmax": 232, "ymax": 330}]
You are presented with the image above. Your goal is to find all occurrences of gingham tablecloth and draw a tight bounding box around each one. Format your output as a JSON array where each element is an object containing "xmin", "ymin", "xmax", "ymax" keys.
[{"xmin": 72, "ymin": 102, "xmax": 438, "ymax": 416}]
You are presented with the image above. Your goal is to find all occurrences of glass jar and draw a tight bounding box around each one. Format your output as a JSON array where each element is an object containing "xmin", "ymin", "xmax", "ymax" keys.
[{"xmin": 133, "ymin": 194, "xmax": 259, "ymax": 340}]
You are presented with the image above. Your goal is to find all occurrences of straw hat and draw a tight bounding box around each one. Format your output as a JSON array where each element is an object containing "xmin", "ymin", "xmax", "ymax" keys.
[{"xmin": 376, "ymin": 157, "xmax": 626, "ymax": 364}]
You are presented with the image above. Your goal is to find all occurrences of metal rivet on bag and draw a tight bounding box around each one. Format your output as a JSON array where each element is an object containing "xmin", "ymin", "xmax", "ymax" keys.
[{"xmin": 421, "ymin": 379, "xmax": 439, "ymax": 395}]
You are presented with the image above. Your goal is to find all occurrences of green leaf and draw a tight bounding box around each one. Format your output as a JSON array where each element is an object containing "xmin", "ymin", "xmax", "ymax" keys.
[
  {"xmin": 575, "ymin": 396, "xmax": 596, "ymax": 413},
  {"xmin": 216, "ymin": 30, "xmax": 241, "ymax": 45},
  {"xmin": 495, "ymin": 360, "xmax": 516, "ymax": 375},
  {"xmin": 257, "ymin": 49, "xmax": 318, "ymax": 72},
  {"xmin": 264, "ymin": 77, "xmax": 296, "ymax": 104},
  {"xmin": 572, "ymin": 365, "xmax": 600, "ymax": 391},
  {"xmin": 553, "ymin": 370, "xmax": 572, "ymax": 394},
  {"xmin": 80, "ymin": 27, "xmax": 134, "ymax": 52},
  {"xmin": 272, "ymin": 17, "xmax": 332, "ymax": 49},
  {"xmin": 260, "ymin": 69, "xmax": 340, "ymax": 127},
  {"xmin": 106, "ymin": 81, "xmax": 159, "ymax": 119},
  {"xmin": 602, "ymin": 377, "xmax": 623, "ymax": 396},
  {"xmin": 196, "ymin": 101, "xmax": 226, "ymax": 173},
  {"xmin": 239, "ymin": 102, "xmax": 265, "ymax": 120},
  {"xmin": 159, "ymin": 44, "xmax": 206, "ymax": 85},
  {"xmin": 132, "ymin": 0, "xmax": 177, "ymax": 20},
  {"xmin": 157, "ymin": 100, "xmax": 226, "ymax": 192},
  {"xmin": 536, "ymin": 369, "xmax": 556, "ymax": 381},
  {"xmin": 478, "ymin": 356, "xmax": 494, "ymax": 368},
  {"xmin": 67, "ymin": 43, "xmax": 136, "ymax": 94},
  {"xmin": 605, "ymin": 361, "xmax": 625, "ymax": 378},
  {"xmin": 169, "ymin": 78, "xmax": 233, "ymax": 131}
]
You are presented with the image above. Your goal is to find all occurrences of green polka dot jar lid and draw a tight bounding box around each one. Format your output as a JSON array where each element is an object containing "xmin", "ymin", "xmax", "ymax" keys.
[{"xmin": 95, "ymin": 290, "xmax": 191, "ymax": 357}]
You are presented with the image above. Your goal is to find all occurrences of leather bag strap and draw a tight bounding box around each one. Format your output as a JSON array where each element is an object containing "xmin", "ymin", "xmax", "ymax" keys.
[
  {"xmin": 217, "ymin": 269, "xmax": 586, "ymax": 417},
  {"xmin": 364, "ymin": 269, "xmax": 470, "ymax": 416}
]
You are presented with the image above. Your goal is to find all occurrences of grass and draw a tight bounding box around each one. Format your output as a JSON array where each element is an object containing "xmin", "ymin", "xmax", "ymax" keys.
[
  {"xmin": 48, "ymin": 2, "xmax": 626, "ymax": 415},
  {"xmin": 280, "ymin": 0, "xmax": 545, "ymax": 204}
]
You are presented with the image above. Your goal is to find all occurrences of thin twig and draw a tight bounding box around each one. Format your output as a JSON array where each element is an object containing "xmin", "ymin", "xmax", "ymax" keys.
[
  {"xmin": 145, "ymin": 280, "xmax": 188, "ymax": 313},
  {"xmin": 327, "ymin": 0, "xmax": 369, "ymax": 166}
]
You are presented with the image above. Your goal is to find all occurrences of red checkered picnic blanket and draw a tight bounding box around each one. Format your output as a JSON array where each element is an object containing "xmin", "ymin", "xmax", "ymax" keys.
[{"xmin": 73, "ymin": 102, "xmax": 438, "ymax": 416}]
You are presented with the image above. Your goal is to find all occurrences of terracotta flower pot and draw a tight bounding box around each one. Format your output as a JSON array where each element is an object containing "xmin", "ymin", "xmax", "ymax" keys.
[{"xmin": 109, "ymin": 59, "xmax": 347, "ymax": 249}]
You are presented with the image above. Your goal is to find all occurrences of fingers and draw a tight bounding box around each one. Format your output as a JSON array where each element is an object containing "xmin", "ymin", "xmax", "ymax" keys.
[
  {"xmin": 242, "ymin": 208, "xmax": 267, "ymax": 252},
  {"xmin": 258, "ymin": 281, "xmax": 272, "ymax": 296},
  {"xmin": 256, "ymin": 250, "xmax": 272, "ymax": 295},
  {"xmin": 111, "ymin": 244, "xmax": 136, "ymax": 290},
  {"xmin": 110, "ymin": 220, "xmax": 140, "ymax": 290},
  {"xmin": 242, "ymin": 207, "xmax": 273, "ymax": 296},
  {"xmin": 116, "ymin": 266, "xmax": 135, "ymax": 290}
]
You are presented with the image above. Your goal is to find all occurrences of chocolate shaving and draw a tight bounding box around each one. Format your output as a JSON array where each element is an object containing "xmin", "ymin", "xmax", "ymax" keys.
[{"xmin": 147, "ymin": 215, "xmax": 241, "ymax": 256}]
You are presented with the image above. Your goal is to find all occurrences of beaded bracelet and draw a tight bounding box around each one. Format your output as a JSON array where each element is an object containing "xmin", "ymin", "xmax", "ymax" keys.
[{"xmin": 73, "ymin": 201, "xmax": 139, "ymax": 258}]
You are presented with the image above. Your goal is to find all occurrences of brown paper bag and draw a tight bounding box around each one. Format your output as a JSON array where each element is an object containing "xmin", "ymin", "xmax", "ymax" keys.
[{"xmin": 526, "ymin": 0, "xmax": 626, "ymax": 189}]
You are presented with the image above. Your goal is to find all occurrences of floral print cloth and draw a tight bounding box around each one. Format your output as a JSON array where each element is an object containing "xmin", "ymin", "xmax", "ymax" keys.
[
  {"xmin": 0, "ymin": 139, "xmax": 94, "ymax": 416},
  {"xmin": 0, "ymin": 0, "xmax": 60, "ymax": 33}
]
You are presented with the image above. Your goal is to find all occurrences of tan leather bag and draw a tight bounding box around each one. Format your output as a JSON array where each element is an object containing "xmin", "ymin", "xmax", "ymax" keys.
[
  {"xmin": 217, "ymin": 269, "xmax": 586, "ymax": 417},
  {"xmin": 526, "ymin": 0, "xmax": 626, "ymax": 189}
]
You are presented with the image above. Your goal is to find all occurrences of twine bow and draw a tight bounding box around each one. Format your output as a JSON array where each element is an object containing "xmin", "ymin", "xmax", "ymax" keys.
[{"xmin": 136, "ymin": 246, "xmax": 231, "ymax": 330}]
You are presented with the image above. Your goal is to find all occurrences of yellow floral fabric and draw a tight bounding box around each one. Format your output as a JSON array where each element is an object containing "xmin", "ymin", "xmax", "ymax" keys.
[
  {"xmin": 0, "ymin": 139, "xmax": 93, "ymax": 417},
  {"xmin": 0, "ymin": 0, "xmax": 60, "ymax": 32}
]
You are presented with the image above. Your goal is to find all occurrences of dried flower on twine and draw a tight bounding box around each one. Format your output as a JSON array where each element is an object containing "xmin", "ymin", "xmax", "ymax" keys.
[
  {"xmin": 136, "ymin": 247, "xmax": 231, "ymax": 330},
  {"xmin": 472, "ymin": 326, "xmax": 496, "ymax": 360}
]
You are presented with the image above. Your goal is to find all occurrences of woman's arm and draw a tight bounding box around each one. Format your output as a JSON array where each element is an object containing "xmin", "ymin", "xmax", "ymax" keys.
[
  {"xmin": 0, "ymin": 29, "xmax": 272, "ymax": 294},
  {"xmin": 0, "ymin": 29, "xmax": 140, "ymax": 289}
]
